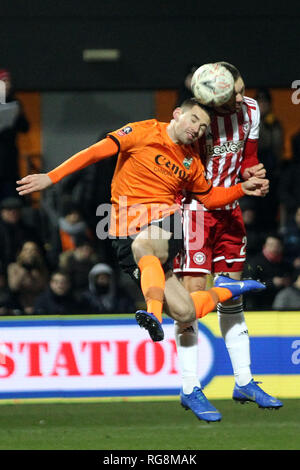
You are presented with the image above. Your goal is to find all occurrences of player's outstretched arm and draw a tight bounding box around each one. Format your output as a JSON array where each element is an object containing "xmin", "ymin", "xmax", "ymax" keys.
[
  {"xmin": 16, "ymin": 137, "xmax": 119, "ymax": 196},
  {"xmin": 16, "ymin": 174, "xmax": 53, "ymax": 196}
]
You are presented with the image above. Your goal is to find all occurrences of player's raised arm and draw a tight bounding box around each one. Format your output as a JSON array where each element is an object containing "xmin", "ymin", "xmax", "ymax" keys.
[{"xmin": 16, "ymin": 137, "xmax": 119, "ymax": 196}]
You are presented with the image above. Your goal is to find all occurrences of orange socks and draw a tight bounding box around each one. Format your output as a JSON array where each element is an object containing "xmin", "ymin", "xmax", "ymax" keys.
[
  {"xmin": 137, "ymin": 255, "xmax": 233, "ymax": 323},
  {"xmin": 191, "ymin": 287, "xmax": 232, "ymax": 319},
  {"xmin": 138, "ymin": 255, "xmax": 165, "ymax": 323}
]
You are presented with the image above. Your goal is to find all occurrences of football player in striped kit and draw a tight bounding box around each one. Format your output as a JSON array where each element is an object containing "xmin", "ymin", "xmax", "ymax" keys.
[{"xmin": 174, "ymin": 62, "xmax": 283, "ymax": 422}]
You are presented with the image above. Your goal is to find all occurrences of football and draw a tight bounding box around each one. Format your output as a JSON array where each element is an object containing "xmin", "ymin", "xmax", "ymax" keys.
[{"xmin": 191, "ymin": 63, "xmax": 234, "ymax": 107}]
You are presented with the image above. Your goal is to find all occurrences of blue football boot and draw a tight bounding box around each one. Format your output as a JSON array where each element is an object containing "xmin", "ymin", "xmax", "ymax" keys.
[
  {"xmin": 214, "ymin": 274, "xmax": 266, "ymax": 300},
  {"xmin": 233, "ymin": 380, "xmax": 283, "ymax": 409},
  {"xmin": 180, "ymin": 387, "xmax": 222, "ymax": 423},
  {"xmin": 135, "ymin": 310, "xmax": 164, "ymax": 342}
]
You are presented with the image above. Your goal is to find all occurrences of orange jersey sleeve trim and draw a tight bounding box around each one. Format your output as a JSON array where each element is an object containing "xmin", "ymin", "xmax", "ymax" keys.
[
  {"xmin": 47, "ymin": 138, "xmax": 119, "ymax": 184},
  {"xmin": 195, "ymin": 183, "xmax": 245, "ymax": 209}
]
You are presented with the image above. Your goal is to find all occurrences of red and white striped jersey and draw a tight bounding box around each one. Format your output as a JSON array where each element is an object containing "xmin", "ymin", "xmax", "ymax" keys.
[{"xmin": 188, "ymin": 96, "xmax": 260, "ymax": 211}]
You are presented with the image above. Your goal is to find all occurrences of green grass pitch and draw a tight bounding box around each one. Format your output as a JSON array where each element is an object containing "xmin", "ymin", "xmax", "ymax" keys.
[{"xmin": 0, "ymin": 398, "xmax": 299, "ymax": 450}]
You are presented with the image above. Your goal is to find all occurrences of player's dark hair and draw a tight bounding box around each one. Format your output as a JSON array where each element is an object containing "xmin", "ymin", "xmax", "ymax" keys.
[
  {"xmin": 180, "ymin": 97, "xmax": 214, "ymax": 120},
  {"xmin": 217, "ymin": 62, "xmax": 241, "ymax": 82}
]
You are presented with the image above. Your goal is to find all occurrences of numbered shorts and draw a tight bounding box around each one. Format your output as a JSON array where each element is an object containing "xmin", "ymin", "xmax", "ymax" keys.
[{"xmin": 173, "ymin": 206, "xmax": 247, "ymax": 274}]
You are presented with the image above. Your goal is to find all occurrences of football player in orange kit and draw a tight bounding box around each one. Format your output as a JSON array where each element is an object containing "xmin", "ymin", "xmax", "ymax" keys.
[{"xmin": 17, "ymin": 98, "xmax": 267, "ymax": 343}]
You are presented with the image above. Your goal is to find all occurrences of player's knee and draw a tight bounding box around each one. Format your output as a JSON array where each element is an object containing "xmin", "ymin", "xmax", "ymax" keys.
[
  {"xmin": 183, "ymin": 275, "xmax": 206, "ymax": 293},
  {"xmin": 131, "ymin": 237, "xmax": 168, "ymax": 265},
  {"xmin": 131, "ymin": 237, "xmax": 153, "ymax": 263},
  {"xmin": 169, "ymin": 300, "xmax": 195, "ymax": 323}
]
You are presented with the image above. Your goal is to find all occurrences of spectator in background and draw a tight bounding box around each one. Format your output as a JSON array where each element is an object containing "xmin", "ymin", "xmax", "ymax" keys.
[
  {"xmin": 272, "ymin": 269, "xmax": 300, "ymax": 310},
  {"xmin": 278, "ymin": 130, "xmax": 300, "ymax": 225},
  {"xmin": 58, "ymin": 198, "xmax": 94, "ymax": 252},
  {"xmin": 58, "ymin": 236, "xmax": 100, "ymax": 294},
  {"xmin": 0, "ymin": 69, "xmax": 30, "ymax": 201},
  {"xmin": 46, "ymin": 198, "xmax": 96, "ymax": 268},
  {"xmin": 7, "ymin": 241, "xmax": 48, "ymax": 314},
  {"xmin": 244, "ymin": 234, "xmax": 293, "ymax": 310},
  {"xmin": 34, "ymin": 270, "xmax": 83, "ymax": 315},
  {"xmin": 281, "ymin": 206, "xmax": 300, "ymax": 269},
  {"xmin": 0, "ymin": 197, "xmax": 42, "ymax": 271},
  {"xmin": 255, "ymin": 88, "xmax": 284, "ymax": 231},
  {"xmin": 0, "ymin": 262, "xmax": 21, "ymax": 315},
  {"xmin": 255, "ymin": 88, "xmax": 284, "ymax": 174},
  {"xmin": 81, "ymin": 263, "xmax": 136, "ymax": 314},
  {"xmin": 239, "ymin": 197, "xmax": 266, "ymax": 261}
]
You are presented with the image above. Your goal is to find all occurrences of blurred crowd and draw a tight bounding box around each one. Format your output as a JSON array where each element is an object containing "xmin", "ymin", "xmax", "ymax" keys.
[
  {"xmin": 0, "ymin": 66, "xmax": 299, "ymax": 315},
  {"xmin": 0, "ymin": 195, "xmax": 138, "ymax": 316},
  {"xmin": 240, "ymin": 89, "xmax": 300, "ymax": 311},
  {"xmin": 0, "ymin": 69, "xmax": 139, "ymax": 316}
]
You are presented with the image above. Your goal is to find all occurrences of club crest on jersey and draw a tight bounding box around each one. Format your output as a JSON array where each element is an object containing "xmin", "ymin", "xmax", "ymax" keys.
[
  {"xmin": 116, "ymin": 126, "xmax": 133, "ymax": 137},
  {"xmin": 183, "ymin": 156, "xmax": 193, "ymax": 169},
  {"xmin": 193, "ymin": 252, "xmax": 206, "ymax": 265}
]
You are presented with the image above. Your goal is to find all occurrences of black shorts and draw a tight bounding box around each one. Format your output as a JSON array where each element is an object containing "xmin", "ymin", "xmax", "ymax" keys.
[{"xmin": 111, "ymin": 211, "xmax": 183, "ymax": 285}]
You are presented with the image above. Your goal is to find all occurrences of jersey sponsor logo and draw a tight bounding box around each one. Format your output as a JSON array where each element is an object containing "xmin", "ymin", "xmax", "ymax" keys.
[
  {"xmin": 206, "ymin": 140, "xmax": 244, "ymax": 156},
  {"xmin": 116, "ymin": 126, "xmax": 133, "ymax": 136},
  {"xmin": 183, "ymin": 156, "xmax": 193, "ymax": 169},
  {"xmin": 154, "ymin": 155, "xmax": 189, "ymax": 181},
  {"xmin": 193, "ymin": 251, "xmax": 206, "ymax": 265}
]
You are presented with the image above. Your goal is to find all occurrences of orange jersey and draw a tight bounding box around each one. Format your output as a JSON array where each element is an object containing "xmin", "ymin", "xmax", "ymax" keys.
[
  {"xmin": 47, "ymin": 119, "xmax": 244, "ymax": 237},
  {"xmin": 107, "ymin": 120, "xmax": 212, "ymax": 236}
]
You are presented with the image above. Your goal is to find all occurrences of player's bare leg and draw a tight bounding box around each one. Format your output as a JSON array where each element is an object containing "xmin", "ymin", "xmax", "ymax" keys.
[
  {"xmin": 132, "ymin": 225, "xmax": 230, "ymax": 325},
  {"xmin": 132, "ymin": 227, "xmax": 264, "ymax": 342},
  {"xmin": 131, "ymin": 225, "xmax": 169, "ymax": 341}
]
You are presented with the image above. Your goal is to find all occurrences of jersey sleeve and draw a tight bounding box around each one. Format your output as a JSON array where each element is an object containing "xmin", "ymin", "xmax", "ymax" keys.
[
  {"xmin": 240, "ymin": 99, "xmax": 261, "ymax": 175},
  {"xmin": 185, "ymin": 158, "xmax": 212, "ymax": 195},
  {"xmin": 199, "ymin": 183, "xmax": 245, "ymax": 209},
  {"xmin": 248, "ymin": 99, "xmax": 260, "ymax": 141},
  {"xmin": 107, "ymin": 123, "xmax": 140, "ymax": 153},
  {"xmin": 240, "ymin": 139, "xmax": 259, "ymax": 175},
  {"xmin": 187, "ymin": 158, "xmax": 245, "ymax": 207},
  {"xmin": 48, "ymin": 138, "xmax": 119, "ymax": 184}
]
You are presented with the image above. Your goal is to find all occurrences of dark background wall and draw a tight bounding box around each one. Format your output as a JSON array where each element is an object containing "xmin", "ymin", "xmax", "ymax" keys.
[{"xmin": 0, "ymin": 1, "xmax": 299, "ymax": 91}]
